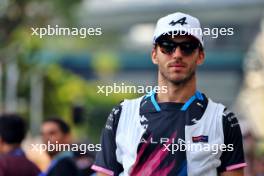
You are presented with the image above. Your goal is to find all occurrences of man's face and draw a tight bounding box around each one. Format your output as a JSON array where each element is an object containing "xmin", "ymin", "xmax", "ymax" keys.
[
  {"xmin": 41, "ymin": 122, "xmax": 69, "ymax": 156},
  {"xmin": 41, "ymin": 122, "xmax": 68, "ymax": 145},
  {"xmin": 152, "ymin": 35, "xmax": 205, "ymax": 85}
]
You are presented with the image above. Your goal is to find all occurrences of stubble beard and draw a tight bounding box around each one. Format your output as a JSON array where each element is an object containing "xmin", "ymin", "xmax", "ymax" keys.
[{"xmin": 160, "ymin": 68, "xmax": 196, "ymax": 87}]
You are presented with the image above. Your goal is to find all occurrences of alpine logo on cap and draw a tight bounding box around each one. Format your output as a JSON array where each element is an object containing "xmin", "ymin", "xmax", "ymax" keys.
[
  {"xmin": 192, "ymin": 135, "xmax": 208, "ymax": 143},
  {"xmin": 169, "ymin": 17, "xmax": 187, "ymax": 26}
]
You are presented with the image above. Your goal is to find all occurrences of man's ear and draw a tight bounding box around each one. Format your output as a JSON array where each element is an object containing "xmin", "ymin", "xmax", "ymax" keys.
[
  {"xmin": 151, "ymin": 47, "xmax": 158, "ymax": 65},
  {"xmin": 197, "ymin": 49, "xmax": 205, "ymax": 65}
]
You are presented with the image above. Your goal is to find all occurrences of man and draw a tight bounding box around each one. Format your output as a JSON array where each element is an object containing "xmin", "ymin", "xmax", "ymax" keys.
[
  {"xmin": 39, "ymin": 118, "xmax": 80, "ymax": 176},
  {"xmin": 0, "ymin": 114, "xmax": 40, "ymax": 176},
  {"xmin": 92, "ymin": 12, "xmax": 247, "ymax": 176}
]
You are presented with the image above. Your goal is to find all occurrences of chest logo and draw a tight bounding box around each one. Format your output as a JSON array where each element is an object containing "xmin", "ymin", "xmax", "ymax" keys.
[
  {"xmin": 140, "ymin": 115, "xmax": 148, "ymax": 129},
  {"xmin": 192, "ymin": 135, "xmax": 208, "ymax": 143}
]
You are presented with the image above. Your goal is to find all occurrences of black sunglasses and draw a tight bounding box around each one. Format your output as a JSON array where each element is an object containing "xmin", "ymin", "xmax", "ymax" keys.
[{"xmin": 157, "ymin": 40, "xmax": 201, "ymax": 56}]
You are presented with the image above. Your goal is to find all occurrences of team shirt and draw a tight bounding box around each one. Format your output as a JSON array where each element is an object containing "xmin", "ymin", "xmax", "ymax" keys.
[{"xmin": 92, "ymin": 92, "xmax": 246, "ymax": 175}]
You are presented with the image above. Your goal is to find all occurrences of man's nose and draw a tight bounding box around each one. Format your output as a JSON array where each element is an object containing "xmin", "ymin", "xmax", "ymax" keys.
[{"xmin": 171, "ymin": 46, "xmax": 184, "ymax": 58}]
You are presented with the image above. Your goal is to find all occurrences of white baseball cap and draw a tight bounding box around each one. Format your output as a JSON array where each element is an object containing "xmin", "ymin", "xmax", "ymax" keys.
[{"xmin": 153, "ymin": 12, "xmax": 204, "ymax": 47}]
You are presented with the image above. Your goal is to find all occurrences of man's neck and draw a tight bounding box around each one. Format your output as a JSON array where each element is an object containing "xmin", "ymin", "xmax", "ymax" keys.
[
  {"xmin": 1, "ymin": 144, "xmax": 21, "ymax": 154},
  {"xmin": 157, "ymin": 74, "xmax": 196, "ymax": 103}
]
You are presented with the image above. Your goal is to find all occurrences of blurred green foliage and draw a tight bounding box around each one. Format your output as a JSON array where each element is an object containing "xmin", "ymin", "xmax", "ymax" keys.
[
  {"xmin": 0, "ymin": 0, "xmax": 138, "ymax": 142},
  {"xmin": 44, "ymin": 64, "xmax": 138, "ymax": 142}
]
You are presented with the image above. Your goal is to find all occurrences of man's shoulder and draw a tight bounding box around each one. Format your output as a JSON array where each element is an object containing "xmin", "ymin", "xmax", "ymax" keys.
[
  {"xmin": 122, "ymin": 95, "xmax": 145, "ymax": 104},
  {"xmin": 104, "ymin": 96, "xmax": 145, "ymax": 131},
  {"xmin": 203, "ymin": 97, "xmax": 228, "ymax": 115},
  {"xmin": 0, "ymin": 154, "xmax": 40, "ymax": 174},
  {"xmin": 207, "ymin": 98, "xmax": 241, "ymax": 129},
  {"xmin": 110, "ymin": 95, "xmax": 144, "ymax": 114},
  {"xmin": 206, "ymin": 98, "xmax": 236, "ymax": 117},
  {"xmin": 203, "ymin": 96, "xmax": 223, "ymax": 106}
]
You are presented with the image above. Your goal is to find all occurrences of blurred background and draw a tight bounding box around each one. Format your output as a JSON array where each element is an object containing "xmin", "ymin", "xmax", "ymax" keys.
[{"xmin": 0, "ymin": 0, "xmax": 264, "ymax": 175}]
